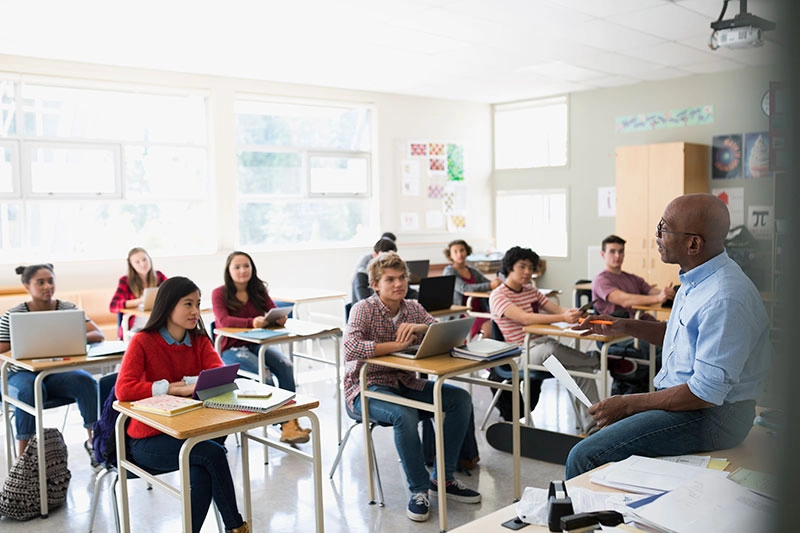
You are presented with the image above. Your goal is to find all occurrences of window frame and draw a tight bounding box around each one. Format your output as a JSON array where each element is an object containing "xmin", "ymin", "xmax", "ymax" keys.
[{"xmin": 0, "ymin": 139, "xmax": 21, "ymax": 198}]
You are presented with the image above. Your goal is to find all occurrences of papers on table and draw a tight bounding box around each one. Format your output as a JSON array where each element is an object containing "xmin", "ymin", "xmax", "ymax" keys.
[
  {"xmin": 590, "ymin": 455, "xmax": 729, "ymax": 495},
  {"xmin": 542, "ymin": 354, "xmax": 592, "ymax": 407}
]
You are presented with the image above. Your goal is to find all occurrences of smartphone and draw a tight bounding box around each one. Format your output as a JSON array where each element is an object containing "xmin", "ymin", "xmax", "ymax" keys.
[
  {"xmin": 578, "ymin": 299, "xmax": 598, "ymax": 313},
  {"xmin": 501, "ymin": 517, "xmax": 529, "ymax": 530}
]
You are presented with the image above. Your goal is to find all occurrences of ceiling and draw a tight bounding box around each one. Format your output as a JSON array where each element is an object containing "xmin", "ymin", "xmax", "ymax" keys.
[{"xmin": 0, "ymin": 0, "xmax": 785, "ymax": 104}]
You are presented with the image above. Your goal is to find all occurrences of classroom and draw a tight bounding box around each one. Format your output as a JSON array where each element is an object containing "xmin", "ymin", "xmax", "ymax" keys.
[{"xmin": 0, "ymin": 1, "xmax": 796, "ymax": 532}]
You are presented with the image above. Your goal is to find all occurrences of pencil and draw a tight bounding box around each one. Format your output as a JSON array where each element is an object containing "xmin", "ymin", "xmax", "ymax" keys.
[{"xmin": 589, "ymin": 320, "xmax": 613, "ymax": 325}]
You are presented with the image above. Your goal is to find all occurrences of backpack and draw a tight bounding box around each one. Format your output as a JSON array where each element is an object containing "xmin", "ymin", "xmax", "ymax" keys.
[
  {"xmin": 92, "ymin": 384, "xmax": 120, "ymax": 467},
  {"xmin": 0, "ymin": 428, "xmax": 71, "ymax": 520}
]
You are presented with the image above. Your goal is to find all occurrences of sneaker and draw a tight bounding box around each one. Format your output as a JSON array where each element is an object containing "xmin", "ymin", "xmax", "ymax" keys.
[
  {"xmin": 84, "ymin": 439, "xmax": 102, "ymax": 472},
  {"xmin": 429, "ymin": 479, "xmax": 481, "ymax": 503},
  {"xmin": 407, "ymin": 492, "xmax": 430, "ymax": 522}
]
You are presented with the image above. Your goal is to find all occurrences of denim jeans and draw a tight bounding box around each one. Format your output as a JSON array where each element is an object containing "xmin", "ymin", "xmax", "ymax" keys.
[
  {"xmin": 565, "ymin": 399, "xmax": 756, "ymax": 479},
  {"xmin": 221, "ymin": 344, "xmax": 296, "ymax": 392},
  {"xmin": 7, "ymin": 369, "xmax": 98, "ymax": 441},
  {"xmin": 353, "ymin": 381, "xmax": 473, "ymax": 494},
  {"xmin": 129, "ymin": 434, "xmax": 243, "ymax": 532}
]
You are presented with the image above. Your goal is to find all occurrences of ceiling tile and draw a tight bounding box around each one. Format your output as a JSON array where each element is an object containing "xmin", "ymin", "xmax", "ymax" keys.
[
  {"xmin": 635, "ymin": 67, "xmax": 694, "ymax": 81},
  {"xmin": 517, "ymin": 61, "xmax": 606, "ymax": 82},
  {"xmin": 621, "ymin": 42, "xmax": 719, "ymax": 66},
  {"xmin": 571, "ymin": 51, "xmax": 664, "ymax": 76},
  {"xmin": 608, "ymin": 3, "xmax": 714, "ymax": 41},
  {"xmin": 568, "ymin": 19, "xmax": 666, "ymax": 52},
  {"xmin": 543, "ymin": 0, "xmax": 668, "ymax": 18}
]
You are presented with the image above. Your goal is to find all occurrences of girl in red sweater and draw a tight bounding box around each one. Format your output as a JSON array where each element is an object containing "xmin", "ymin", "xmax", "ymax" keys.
[{"xmin": 115, "ymin": 276, "xmax": 248, "ymax": 533}]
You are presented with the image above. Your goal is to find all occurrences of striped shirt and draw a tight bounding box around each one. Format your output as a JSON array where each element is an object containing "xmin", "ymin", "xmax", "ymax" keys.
[
  {"xmin": 343, "ymin": 294, "xmax": 436, "ymax": 410},
  {"xmin": 489, "ymin": 284, "xmax": 551, "ymax": 345}
]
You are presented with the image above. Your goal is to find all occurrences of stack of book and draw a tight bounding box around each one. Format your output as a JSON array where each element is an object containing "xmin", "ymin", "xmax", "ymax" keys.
[{"xmin": 450, "ymin": 338, "xmax": 521, "ymax": 361}]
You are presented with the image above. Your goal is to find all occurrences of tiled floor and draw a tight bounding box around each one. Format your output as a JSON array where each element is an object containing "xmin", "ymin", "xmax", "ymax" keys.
[{"xmin": 0, "ymin": 343, "xmax": 582, "ymax": 532}]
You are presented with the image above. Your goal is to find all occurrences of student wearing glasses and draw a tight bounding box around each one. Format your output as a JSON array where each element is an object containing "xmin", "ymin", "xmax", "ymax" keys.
[{"xmin": 566, "ymin": 193, "xmax": 770, "ymax": 478}]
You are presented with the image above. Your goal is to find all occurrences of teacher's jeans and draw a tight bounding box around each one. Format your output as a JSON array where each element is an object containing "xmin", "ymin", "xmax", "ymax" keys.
[
  {"xmin": 129, "ymin": 434, "xmax": 243, "ymax": 532},
  {"xmin": 565, "ymin": 399, "xmax": 756, "ymax": 479},
  {"xmin": 221, "ymin": 344, "xmax": 296, "ymax": 392},
  {"xmin": 7, "ymin": 369, "xmax": 98, "ymax": 441},
  {"xmin": 354, "ymin": 381, "xmax": 472, "ymax": 494}
]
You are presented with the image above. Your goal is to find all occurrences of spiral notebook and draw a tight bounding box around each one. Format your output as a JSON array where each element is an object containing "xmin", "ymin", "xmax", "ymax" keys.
[{"xmin": 202, "ymin": 378, "xmax": 296, "ymax": 414}]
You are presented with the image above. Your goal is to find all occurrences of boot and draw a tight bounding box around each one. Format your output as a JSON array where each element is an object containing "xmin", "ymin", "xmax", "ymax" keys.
[
  {"xmin": 227, "ymin": 521, "xmax": 249, "ymax": 533},
  {"xmin": 280, "ymin": 419, "xmax": 310, "ymax": 444}
]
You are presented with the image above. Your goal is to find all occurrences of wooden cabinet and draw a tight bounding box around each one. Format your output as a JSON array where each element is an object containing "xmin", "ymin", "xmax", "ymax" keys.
[{"xmin": 615, "ymin": 142, "xmax": 709, "ymax": 286}]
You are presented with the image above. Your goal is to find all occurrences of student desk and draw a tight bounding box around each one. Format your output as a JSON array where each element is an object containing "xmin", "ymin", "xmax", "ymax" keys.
[
  {"xmin": 631, "ymin": 303, "xmax": 672, "ymax": 321},
  {"xmin": 464, "ymin": 289, "xmax": 562, "ymax": 319},
  {"xmin": 359, "ymin": 353, "xmax": 521, "ymax": 532},
  {"xmin": 521, "ymin": 325, "xmax": 641, "ymax": 423},
  {"xmin": 268, "ymin": 287, "xmax": 348, "ymax": 322},
  {"xmin": 0, "ymin": 350, "xmax": 124, "ymax": 517},
  {"xmin": 450, "ymin": 415, "xmax": 777, "ymax": 532},
  {"xmin": 114, "ymin": 396, "xmax": 323, "ymax": 533},
  {"xmin": 429, "ymin": 304, "xmax": 470, "ymax": 321},
  {"xmin": 213, "ymin": 319, "xmax": 344, "ymax": 441},
  {"xmin": 120, "ymin": 305, "xmax": 212, "ymax": 339}
]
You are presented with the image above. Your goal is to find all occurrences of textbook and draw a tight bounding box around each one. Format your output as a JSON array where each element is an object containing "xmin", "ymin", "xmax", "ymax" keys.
[
  {"xmin": 235, "ymin": 328, "xmax": 291, "ymax": 341},
  {"xmin": 450, "ymin": 343, "xmax": 521, "ymax": 362},
  {"xmin": 452, "ymin": 338, "xmax": 518, "ymax": 357},
  {"xmin": 203, "ymin": 379, "xmax": 296, "ymax": 414},
  {"xmin": 131, "ymin": 394, "xmax": 203, "ymax": 416}
]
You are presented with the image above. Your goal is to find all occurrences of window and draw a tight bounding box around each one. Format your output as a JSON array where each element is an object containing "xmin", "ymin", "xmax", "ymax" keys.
[
  {"xmin": 235, "ymin": 98, "xmax": 373, "ymax": 248},
  {"xmin": 494, "ymin": 96, "xmax": 568, "ymax": 169},
  {"xmin": 0, "ymin": 77, "xmax": 212, "ymax": 260},
  {"xmin": 495, "ymin": 189, "xmax": 568, "ymax": 257}
]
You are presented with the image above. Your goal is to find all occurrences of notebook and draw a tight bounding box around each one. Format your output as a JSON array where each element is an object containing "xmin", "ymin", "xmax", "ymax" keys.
[
  {"xmin": 9, "ymin": 309, "xmax": 87, "ymax": 360},
  {"xmin": 418, "ymin": 275, "xmax": 456, "ymax": 312},
  {"xmin": 203, "ymin": 378, "xmax": 296, "ymax": 414},
  {"xmin": 390, "ymin": 316, "xmax": 475, "ymax": 359},
  {"xmin": 137, "ymin": 287, "xmax": 159, "ymax": 311},
  {"xmin": 87, "ymin": 340, "xmax": 128, "ymax": 358},
  {"xmin": 192, "ymin": 363, "xmax": 241, "ymax": 400},
  {"xmin": 406, "ymin": 260, "xmax": 430, "ymax": 285}
]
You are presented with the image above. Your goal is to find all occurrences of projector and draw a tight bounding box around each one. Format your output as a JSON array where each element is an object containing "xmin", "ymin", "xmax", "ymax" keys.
[{"xmin": 717, "ymin": 25, "xmax": 763, "ymax": 48}]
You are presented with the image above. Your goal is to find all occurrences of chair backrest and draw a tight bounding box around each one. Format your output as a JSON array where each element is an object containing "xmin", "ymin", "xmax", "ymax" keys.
[
  {"xmin": 344, "ymin": 302, "xmax": 353, "ymax": 323},
  {"xmin": 574, "ymin": 279, "xmax": 592, "ymax": 308}
]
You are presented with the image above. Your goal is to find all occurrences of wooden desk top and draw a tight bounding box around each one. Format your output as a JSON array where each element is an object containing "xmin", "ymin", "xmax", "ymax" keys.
[
  {"xmin": 367, "ymin": 353, "xmax": 514, "ymax": 376},
  {"xmin": 114, "ymin": 395, "xmax": 320, "ymax": 440},
  {"xmin": 574, "ymin": 282, "xmax": 592, "ymax": 291},
  {"xmin": 268, "ymin": 288, "xmax": 347, "ymax": 303},
  {"xmin": 429, "ymin": 305, "xmax": 469, "ymax": 317},
  {"xmin": 0, "ymin": 351, "xmax": 123, "ymax": 372},
  {"xmin": 523, "ymin": 323, "xmax": 629, "ymax": 343},
  {"xmin": 631, "ymin": 303, "xmax": 672, "ymax": 315},
  {"xmin": 463, "ymin": 291, "xmax": 490, "ymax": 299}
]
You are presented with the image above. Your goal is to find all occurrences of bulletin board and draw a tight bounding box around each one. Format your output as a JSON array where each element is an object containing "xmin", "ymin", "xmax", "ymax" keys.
[{"xmin": 396, "ymin": 140, "xmax": 467, "ymax": 233}]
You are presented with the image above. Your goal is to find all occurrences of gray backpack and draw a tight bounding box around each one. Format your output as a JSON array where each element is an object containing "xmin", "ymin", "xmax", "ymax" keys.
[{"xmin": 0, "ymin": 428, "xmax": 71, "ymax": 520}]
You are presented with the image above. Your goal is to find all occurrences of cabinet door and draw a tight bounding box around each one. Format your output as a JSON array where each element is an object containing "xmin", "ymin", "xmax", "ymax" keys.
[
  {"xmin": 647, "ymin": 143, "xmax": 685, "ymax": 285},
  {"xmin": 615, "ymin": 145, "xmax": 649, "ymax": 252}
]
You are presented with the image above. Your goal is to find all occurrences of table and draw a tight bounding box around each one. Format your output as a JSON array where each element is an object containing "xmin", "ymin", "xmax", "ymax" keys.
[
  {"xmin": 360, "ymin": 353, "xmax": 521, "ymax": 532},
  {"xmin": 429, "ymin": 304, "xmax": 470, "ymax": 321},
  {"xmin": 213, "ymin": 319, "xmax": 344, "ymax": 441},
  {"xmin": 1, "ymin": 350, "xmax": 124, "ymax": 517},
  {"xmin": 632, "ymin": 303, "xmax": 672, "ymax": 321},
  {"xmin": 522, "ymin": 325, "xmax": 645, "ymax": 424},
  {"xmin": 451, "ymin": 414, "xmax": 777, "ymax": 532},
  {"xmin": 114, "ymin": 395, "xmax": 323, "ymax": 533},
  {"xmin": 268, "ymin": 288, "xmax": 347, "ymax": 323}
]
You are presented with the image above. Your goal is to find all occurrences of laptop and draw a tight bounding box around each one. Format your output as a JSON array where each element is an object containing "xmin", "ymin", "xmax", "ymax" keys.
[
  {"xmin": 137, "ymin": 287, "xmax": 159, "ymax": 311},
  {"xmin": 406, "ymin": 260, "xmax": 430, "ymax": 285},
  {"xmin": 418, "ymin": 275, "xmax": 456, "ymax": 312},
  {"xmin": 193, "ymin": 363, "xmax": 241, "ymax": 400},
  {"xmin": 390, "ymin": 316, "xmax": 475, "ymax": 359},
  {"xmin": 9, "ymin": 310, "xmax": 87, "ymax": 359}
]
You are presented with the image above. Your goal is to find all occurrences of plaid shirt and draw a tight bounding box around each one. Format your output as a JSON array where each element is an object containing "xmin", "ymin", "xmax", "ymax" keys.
[
  {"xmin": 343, "ymin": 294, "xmax": 436, "ymax": 410},
  {"xmin": 108, "ymin": 271, "xmax": 167, "ymax": 338}
]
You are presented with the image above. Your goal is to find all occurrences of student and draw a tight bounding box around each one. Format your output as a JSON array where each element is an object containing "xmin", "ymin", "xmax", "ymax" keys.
[
  {"xmin": 565, "ymin": 194, "xmax": 770, "ymax": 479},
  {"xmin": 0, "ymin": 264, "xmax": 102, "ymax": 463},
  {"xmin": 343, "ymin": 251, "xmax": 481, "ymax": 523},
  {"xmin": 114, "ymin": 276, "xmax": 249, "ymax": 533},
  {"xmin": 353, "ymin": 231, "xmax": 396, "ymax": 274},
  {"xmin": 592, "ymin": 234, "xmax": 675, "ymax": 319},
  {"xmin": 351, "ymin": 235, "xmax": 418, "ymax": 303},
  {"xmin": 211, "ymin": 251, "xmax": 310, "ymax": 444},
  {"xmin": 490, "ymin": 246, "xmax": 599, "ymax": 433},
  {"xmin": 109, "ymin": 246, "xmax": 168, "ymax": 339},
  {"xmin": 442, "ymin": 239, "xmax": 501, "ymax": 339}
]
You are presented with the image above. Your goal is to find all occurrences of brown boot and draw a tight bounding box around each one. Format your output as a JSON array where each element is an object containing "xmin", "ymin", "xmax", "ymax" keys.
[
  {"xmin": 227, "ymin": 522, "xmax": 249, "ymax": 533},
  {"xmin": 280, "ymin": 419, "xmax": 310, "ymax": 444}
]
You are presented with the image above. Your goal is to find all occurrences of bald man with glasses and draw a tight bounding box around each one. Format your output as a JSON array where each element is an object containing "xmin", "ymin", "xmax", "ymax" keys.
[{"xmin": 566, "ymin": 193, "xmax": 771, "ymax": 478}]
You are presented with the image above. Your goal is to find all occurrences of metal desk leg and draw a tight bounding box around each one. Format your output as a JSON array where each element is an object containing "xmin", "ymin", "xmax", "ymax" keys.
[
  {"xmin": 433, "ymin": 377, "xmax": 448, "ymax": 532},
  {"xmin": 116, "ymin": 413, "xmax": 131, "ymax": 533},
  {"xmin": 523, "ymin": 333, "xmax": 533, "ymax": 426},
  {"xmin": 359, "ymin": 364, "xmax": 377, "ymax": 504},
  {"xmin": 33, "ymin": 371, "xmax": 48, "ymax": 517},
  {"xmin": 1, "ymin": 362, "xmax": 13, "ymax": 473}
]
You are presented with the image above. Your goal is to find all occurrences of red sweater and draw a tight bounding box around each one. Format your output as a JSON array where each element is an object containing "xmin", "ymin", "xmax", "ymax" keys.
[
  {"xmin": 115, "ymin": 329, "xmax": 223, "ymax": 439},
  {"xmin": 211, "ymin": 285, "xmax": 276, "ymax": 353}
]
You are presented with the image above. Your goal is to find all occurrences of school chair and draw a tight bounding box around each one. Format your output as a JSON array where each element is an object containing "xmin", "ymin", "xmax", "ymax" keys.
[
  {"xmin": 329, "ymin": 400, "xmax": 433, "ymax": 506},
  {"xmin": 573, "ymin": 279, "xmax": 592, "ymax": 308}
]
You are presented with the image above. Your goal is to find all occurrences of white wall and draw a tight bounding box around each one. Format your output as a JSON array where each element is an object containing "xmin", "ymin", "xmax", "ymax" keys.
[{"xmin": 0, "ymin": 55, "xmax": 494, "ymax": 309}]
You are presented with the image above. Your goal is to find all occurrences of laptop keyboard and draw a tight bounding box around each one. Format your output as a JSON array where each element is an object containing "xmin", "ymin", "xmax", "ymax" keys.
[{"xmin": 399, "ymin": 345, "xmax": 420, "ymax": 355}]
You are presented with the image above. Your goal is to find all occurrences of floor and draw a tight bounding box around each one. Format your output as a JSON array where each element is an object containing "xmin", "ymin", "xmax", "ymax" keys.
[{"xmin": 0, "ymin": 339, "xmax": 582, "ymax": 532}]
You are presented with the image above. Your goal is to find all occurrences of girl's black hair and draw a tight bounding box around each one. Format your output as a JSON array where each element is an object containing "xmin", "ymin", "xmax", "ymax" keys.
[
  {"xmin": 15, "ymin": 264, "xmax": 55, "ymax": 284},
  {"xmin": 141, "ymin": 276, "xmax": 209, "ymax": 338},
  {"xmin": 500, "ymin": 246, "xmax": 539, "ymax": 276},
  {"xmin": 222, "ymin": 251, "xmax": 269, "ymax": 314}
]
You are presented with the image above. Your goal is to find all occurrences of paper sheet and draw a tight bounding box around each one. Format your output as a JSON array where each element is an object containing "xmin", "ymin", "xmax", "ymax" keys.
[{"xmin": 542, "ymin": 354, "xmax": 592, "ymax": 407}]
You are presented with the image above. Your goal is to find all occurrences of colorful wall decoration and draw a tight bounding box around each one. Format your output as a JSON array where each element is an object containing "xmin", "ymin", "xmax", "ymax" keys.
[{"xmin": 615, "ymin": 105, "xmax": 714, "ymax": 133}]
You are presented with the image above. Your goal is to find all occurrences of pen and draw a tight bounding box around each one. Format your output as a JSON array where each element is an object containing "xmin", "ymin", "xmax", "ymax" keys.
[{"xmin": 31, "ymin": 357, "xmax": 71, "ymax": 362}]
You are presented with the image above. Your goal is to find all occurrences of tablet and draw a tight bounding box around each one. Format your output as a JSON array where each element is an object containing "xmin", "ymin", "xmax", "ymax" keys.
[{"xmin": 264, "ymin": 306, "xmax": 293, "ymax": 324}]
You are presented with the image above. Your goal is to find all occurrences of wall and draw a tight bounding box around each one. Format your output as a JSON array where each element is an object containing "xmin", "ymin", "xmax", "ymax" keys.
[
  {"xmin": 495, "ymin": 64, "xmax": 780, "ymax": 295},
  {"xmin": 0, "ymin": 55, "xmax": 494, "ymax": 317}
]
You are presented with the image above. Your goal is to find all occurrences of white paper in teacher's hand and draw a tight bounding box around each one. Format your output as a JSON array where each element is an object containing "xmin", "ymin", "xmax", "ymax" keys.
[{"xmin": 542, "ymin": 355, "xmax": 592, "ymax": 407}]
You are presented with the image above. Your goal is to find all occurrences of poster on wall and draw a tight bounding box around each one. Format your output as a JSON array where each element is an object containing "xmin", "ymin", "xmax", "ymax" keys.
[
  {"xmin": 400, "ymin": 211, "xmax": 419, "ymax": 231},
  {"xmin": 712, "ymin": 187, "xmax": 745, "ymax": 227},
  {"xmin": 712, "ymin": 134, "xmax": 743, "ymax": 179},
  {"xmin": 743, "ymin": 132, "xmax": 771, "ymax": 179},
  {"xmin": 747, "ymin": 205, "xmax": 773, "ymax": 240}
]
